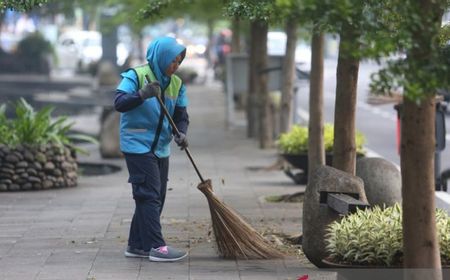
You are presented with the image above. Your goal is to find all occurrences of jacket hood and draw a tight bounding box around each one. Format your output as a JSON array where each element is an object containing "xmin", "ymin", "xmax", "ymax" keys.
[{"xmin": 146, "ymin": 36, "xmax": 186, "ymax": 86}]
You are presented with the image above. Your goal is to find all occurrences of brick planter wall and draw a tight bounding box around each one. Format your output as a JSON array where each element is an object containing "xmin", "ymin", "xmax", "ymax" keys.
[{"xmin": 0, "ymin": 144, "xmax": 78, "ymax": 191}]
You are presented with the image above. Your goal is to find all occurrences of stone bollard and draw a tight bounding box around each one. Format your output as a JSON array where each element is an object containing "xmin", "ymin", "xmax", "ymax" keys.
[
  {"xmin": 99, "ymin": 107, "xmax": 122, "ymax": 158},
  {"xmin": 97, "ymin": 60, "xmax": 119, "ymax": 87},
  {"xmin": 356, "ymin": 157, "xmax": 402, "ymax": 207},
  {"xmin": 302, "ymin": 165, "xmax": 367, "ymax": 267},
  {"xmin": 96, "ymin": 61, "xmax": 123, "ymax": 158}
]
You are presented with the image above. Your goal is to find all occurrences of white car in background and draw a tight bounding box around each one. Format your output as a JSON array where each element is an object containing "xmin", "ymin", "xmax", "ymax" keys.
[
  {"xmin": 267, "ymin": 31, "xmax": 311, "ymax": 73},
  {"xmin": 56, "ymin": 30, "xmax": 102, "ymax": 71},
  {"xmin": 56, "ymin": 30, "xmax": 129, "ymax": 72}
]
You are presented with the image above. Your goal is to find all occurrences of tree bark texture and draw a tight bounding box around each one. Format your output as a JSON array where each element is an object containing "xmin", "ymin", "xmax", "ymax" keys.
[
  {"xmin": 401, "ymin": 98, "xmax": 441, "ymax": 275},
  {"xmin": 255, "ymin": 21, "xmax": 271, "ymax": 149},
  {"xmin": 279, "ymin": 18, "xmax": 298, "ymax": 135},
  {"xmin": 231, "ymin": 16, "xmax": 241, "ymax": 53},
  {"xmin": 401, "ymin": 0, "xmax": 444, "ymax": 275},
  {"xmin": 332, "ymin": 22, "xmax": 360, "ymax": 175},
  {"xmin": 307, "ymin": 29, "xmax": 325, "ymax": 180},
  {"xmin": 247, "ymin": 21, "xmax": 260, "ymax": 138}
]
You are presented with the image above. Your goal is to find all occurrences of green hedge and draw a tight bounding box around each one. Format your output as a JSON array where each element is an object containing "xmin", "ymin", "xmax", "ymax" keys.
[{"xmin": 277, "ymin": 123, "xmax": 366, "ymax": 155}]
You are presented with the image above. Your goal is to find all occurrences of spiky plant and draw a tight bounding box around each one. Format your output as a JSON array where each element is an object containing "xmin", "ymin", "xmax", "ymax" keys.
[
  {"xmin": 0, "ymin": 98, "xmax": 97, "ymax": 154},
  {"xmin": 325, "ymin": 203, "xmax": 450, "ymax": 266}
]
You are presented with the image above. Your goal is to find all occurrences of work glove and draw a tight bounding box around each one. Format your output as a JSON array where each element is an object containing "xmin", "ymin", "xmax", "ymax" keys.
[
  {"xmin": 174, "ymin": 132, "xmax": 188, "ymax": 150},
  {"xmin": 138, "ymin": 81, "xmax": 161, "ymax": 100}
]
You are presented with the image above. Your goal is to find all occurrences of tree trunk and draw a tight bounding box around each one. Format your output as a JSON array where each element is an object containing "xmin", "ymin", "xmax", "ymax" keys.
[
  {"xmin": 231, "ymin": 16, "xmax": 241, "ymax": 53},
  {"xmin": 332, "ymin": 22, "xmax": 360, "ymax": 175},
  {"xmin": 279, "ymin": 18, "xmax": 297, "ymax": 135},
  {"xmin": 247, "ymin": 21, "xmax": 259, "ymax": 138},
  {"xmin": 402, "ymin": 0, "xmax": 443, "ymax": 277},
  {"xmin": 255, "ymin": 22, "xmax": 270, "ymax": 148},
  {"xmin": 247, "ymin": 20, "xmax": 268, "ymax": 140},
  {"xmin": 401, "ymin": 98, "xmax": 441, "ymax": 278},
  {"xmin": 307, "ymin": 28, "xmax": 325, "ymax": 180},
  {"xmin": 206, "ymin": 18, "xmax": 215, "ymax": 68}
]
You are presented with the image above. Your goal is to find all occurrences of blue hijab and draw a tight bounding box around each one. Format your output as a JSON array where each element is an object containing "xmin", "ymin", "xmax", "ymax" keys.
[{"xmin": 146, "ymin": 36, "xmax": 186, "ymax": 89}]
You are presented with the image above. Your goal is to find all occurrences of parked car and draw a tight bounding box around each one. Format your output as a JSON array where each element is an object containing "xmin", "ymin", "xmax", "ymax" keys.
[
  {"xmin": 267, "ymin": 31, "xmax": 311, "ymax": 73},
  {"xmin": 55, "ymin": 30, "xmax": 129, "ymax": 73},
  {"xmin": 56, "ymin": 30, "xmax": 102, "ymax": 72}
]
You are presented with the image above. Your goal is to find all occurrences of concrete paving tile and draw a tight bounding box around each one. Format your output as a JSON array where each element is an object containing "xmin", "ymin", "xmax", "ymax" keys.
[
  {"xmin": 0, "ymin": 80, "xmax": 329, "ymax": 280},
  {"xmin": 0, "ymin": 237, "xmax": 19, "ymax": 248},
  {"xmin": 88, "ymin": 272, "xmax": 139, "ymax": 280},
  {"xmin": 0, "ymin": 216, "xmax": 36, "ymax": 225},
  {"xmin": 0, "ymin": 243, "xmax": 14, "ymax": 256},
  {"xmin": 36, "ymin": 268, "xmax": 91, "ymax": 280},
  {"xmin": 239, "ymin": 272, "xmax": 281, "ymax": 280},
  {"xmin": 0, "ymin": 271, "xmax": 40, "ymax": 280},
  {"xmin": 0, "ymin": 230, "xmax": 26, "ymax": 238},
  {"xmin": 190, "ymin": 271, "xmax": 239, "ymax": 280},
  {"xmin": 5, "ymin": 247, "xmax": 53, "ymax": 259},
  {"xmin": 44, "ymin": 248, "xmax": 99, "ymax": 266},
  {"xmin": 0, "ymin": 252, "xmax": 50, "ymax": 266},
  {"xmin": 139, "ymin": 274, "xmax": 187, "ymax": 280}
]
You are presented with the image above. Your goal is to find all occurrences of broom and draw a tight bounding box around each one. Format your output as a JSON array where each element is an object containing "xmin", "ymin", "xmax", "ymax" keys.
[{"xmin": 145, "ymin": 75, "xmax": 284, "ymax": 259}]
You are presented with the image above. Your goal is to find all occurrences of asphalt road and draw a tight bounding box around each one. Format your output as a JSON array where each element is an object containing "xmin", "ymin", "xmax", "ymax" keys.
[{"xmin": 294, "ymin": 58, "xmax": 450, "ymax": 189}]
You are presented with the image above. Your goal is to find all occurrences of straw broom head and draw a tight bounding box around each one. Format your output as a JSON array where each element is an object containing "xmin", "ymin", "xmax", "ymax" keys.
[{"xmin": 197, "ymin": 179, "xmax": 285, "ymax": 259}]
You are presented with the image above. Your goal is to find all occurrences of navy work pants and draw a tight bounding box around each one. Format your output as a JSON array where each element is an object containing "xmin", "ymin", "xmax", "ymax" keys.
[{"xmin": 124, "ymin": 152, "xmax": 169, "ymax": 251}]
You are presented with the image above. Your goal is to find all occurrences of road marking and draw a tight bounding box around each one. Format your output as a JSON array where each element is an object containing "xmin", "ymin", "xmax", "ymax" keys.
[
  {"xmin": 447, "ymin": 134, "xmax": 450, "ymax": 142},
  {"xmin": 357, "ymin": 103, "xmax": 397, "ymax": 121},
  {"xmin": 296, "ymin": 108, "xmax": 309, "ymax": 123},
  {"xmin": 365, "ymin": 147, "xmax": 400, "ymax": 170},
  {"xmin": 435, "ymin": 192, "xmax": 450, "ymax": 215},
  {"xmin": 358, "ymin": 103, "xmax": 371, "ymax": 110},
  {"xmin": 364, "ymin": 147, "xmax": 382, "ymax": 158}
]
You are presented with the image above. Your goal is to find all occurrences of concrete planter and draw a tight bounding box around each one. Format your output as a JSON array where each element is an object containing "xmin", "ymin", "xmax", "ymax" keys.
[
  {"xmin": 0, "ymin": 143, "xmax": 78, "ymax": 191},
  {"xmin": 283, "ymin": 153, "xmax": 365, "ymax": 184},
  {"xmin": 322, "ymin": 258, "xmax": 399, "ymax": 268},
  {"xmin": 282, "ymin": 153, "xmax": 333, "ymax": 171}
]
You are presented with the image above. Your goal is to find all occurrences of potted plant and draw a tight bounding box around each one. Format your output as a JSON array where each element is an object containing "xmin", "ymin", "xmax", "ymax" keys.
[
  {"xmin": 324, "ymin": 203, "xmax": 450, "ymax": 267},
  {"xmin": 277, "ymin": 123, "xmax": 366, "ymax": 183},
  {"xmin": 0, "ymin": 98, "xmax": 97, "ymax": 191}
]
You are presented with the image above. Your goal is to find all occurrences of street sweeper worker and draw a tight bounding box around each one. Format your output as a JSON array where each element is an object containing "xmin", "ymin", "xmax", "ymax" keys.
[{"xmin": 114, "ymin": 36, "xmax": 189, "ymax": 262}]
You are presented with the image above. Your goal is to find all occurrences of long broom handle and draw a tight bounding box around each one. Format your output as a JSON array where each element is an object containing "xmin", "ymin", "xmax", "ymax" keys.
[{"xmin": 145, "ymin": 75, "xmax": 205, "ymax": 183}]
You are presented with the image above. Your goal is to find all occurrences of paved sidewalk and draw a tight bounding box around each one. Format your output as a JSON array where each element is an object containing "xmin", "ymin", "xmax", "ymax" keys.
[{"xmin": 0, "ymin": 82, "xmax": 336, "ymax": 280}]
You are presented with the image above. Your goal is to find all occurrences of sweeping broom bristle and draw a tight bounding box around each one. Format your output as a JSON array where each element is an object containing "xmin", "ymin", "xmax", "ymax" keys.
[{"xmin": 197, "ymin": 179, "xmax": 285, "ymax": 259}]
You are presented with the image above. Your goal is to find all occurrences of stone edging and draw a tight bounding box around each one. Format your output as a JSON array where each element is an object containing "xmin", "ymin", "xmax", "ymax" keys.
[{"xmin": 0, "ymin": 144, "xmax": 77, "ymax": 191}]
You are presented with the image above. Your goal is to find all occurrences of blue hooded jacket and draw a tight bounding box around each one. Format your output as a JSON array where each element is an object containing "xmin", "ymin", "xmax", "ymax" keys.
[{"xmin": 115, "ymin": 36, "xmax": 188, "ymax": 157}]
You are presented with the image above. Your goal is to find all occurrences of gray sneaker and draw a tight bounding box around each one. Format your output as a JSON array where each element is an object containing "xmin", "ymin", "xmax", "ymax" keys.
[
  {"xmin": 149, "ymin": 246, "xmax": 187, "ymax": 262},
  {"xmin": 124, "ymin": 246, "xmax": 149, "ymax": 258}
]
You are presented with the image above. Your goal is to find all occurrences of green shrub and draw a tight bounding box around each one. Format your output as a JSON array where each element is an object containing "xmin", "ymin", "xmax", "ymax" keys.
[
  {"xmin": 16, "ymin": 32, "xmax": 54, "ymax": 73},
  {"xmin": 0, "ymin": 98, "xmax": 97, "ymax": 154},
  {"xmin": 277, "ymin": 123, "xmax": 366, "ymax": 155},
  {"xmin": 325, "ymin": 204, "xmax": 450, "ymax": 266}
]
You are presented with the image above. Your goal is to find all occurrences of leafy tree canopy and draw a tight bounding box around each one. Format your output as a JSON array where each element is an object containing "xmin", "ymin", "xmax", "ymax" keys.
[
  {"xmin": 226, "ymin": 0, "xmax": 275, "ymax": 22},
  {"xmin": 137, "ymin": 0, "xmax": 225, "ymax": 24},
  {"xmin": 0, "ymin": 0, "xmax": 48, "ymax": 12},
  {"xmin": 370, "ymin": 0, "xmax": 450, "ymax": 101}
]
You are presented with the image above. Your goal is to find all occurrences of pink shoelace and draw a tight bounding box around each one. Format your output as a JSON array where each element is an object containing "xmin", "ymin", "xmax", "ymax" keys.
[{"xmin": 156, "ymin": 246, "xmax": 168, "ymax": 254}]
